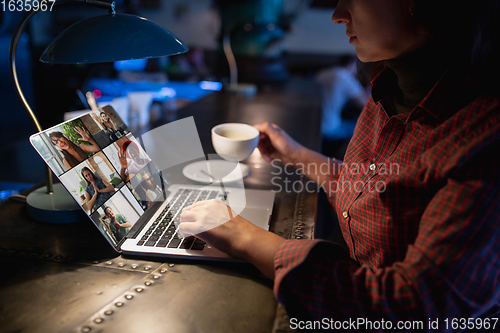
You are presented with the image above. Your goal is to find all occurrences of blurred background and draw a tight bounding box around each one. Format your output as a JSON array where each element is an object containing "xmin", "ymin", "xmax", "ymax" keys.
[{"xmin": 0, "ymin": 0, "xmax": 360, "ymax": 189}]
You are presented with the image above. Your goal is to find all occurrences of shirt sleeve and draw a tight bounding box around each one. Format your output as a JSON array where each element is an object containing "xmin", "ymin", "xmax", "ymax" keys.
[{"xmin": 274, "ymin": 146, "xmax": 500, "ymax": 326}]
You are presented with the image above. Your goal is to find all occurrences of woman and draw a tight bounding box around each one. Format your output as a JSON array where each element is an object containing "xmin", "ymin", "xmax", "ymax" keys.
[
  {"xmin": 99, "ymin": 111, "xmax": 121, "ymax": 140},
  {"xmin": 82, "ymin": 167, "xmax": 115, "ymax": 213},
  {"xmin": 118, "ymin": 141, "xmax": 150, "ymax": 182},
  {"xmin": 179, "ymin": 0, "xmax": 500, "ymax": 327},
  {"xmin": 49, "ymin": 127, "xmax": 100, "ymax": 170}
]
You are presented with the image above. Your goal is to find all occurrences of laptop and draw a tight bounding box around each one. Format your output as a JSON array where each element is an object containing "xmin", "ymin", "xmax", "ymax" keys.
[{"xmin": 30, "ymin": 106, "xmax": 275, "ymax": 261}]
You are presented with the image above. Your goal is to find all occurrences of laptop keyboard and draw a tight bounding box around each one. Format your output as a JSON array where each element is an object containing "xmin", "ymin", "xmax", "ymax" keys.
[{"xmin": 136, "ymin": 189, "xmax": 226, "ymax": 250}]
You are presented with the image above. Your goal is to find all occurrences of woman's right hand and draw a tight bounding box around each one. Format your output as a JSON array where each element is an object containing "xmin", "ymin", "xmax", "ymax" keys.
[
  {"xmin": 118, "ymin": 149, "xmax": 128, "ymax": 169},
  {"xmin": 253, "ymin": 122, "xmax": 304, "ymax": 166}
]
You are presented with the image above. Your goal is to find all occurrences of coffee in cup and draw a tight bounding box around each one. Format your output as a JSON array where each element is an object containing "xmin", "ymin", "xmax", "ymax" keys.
[{"xmin": 211, "ymin": 123, "xmax": 259, "ymax": 161}]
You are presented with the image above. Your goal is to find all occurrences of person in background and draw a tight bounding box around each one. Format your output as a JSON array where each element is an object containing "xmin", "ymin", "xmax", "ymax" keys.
[
  {"xmin": 49, "ymin": 127, "xmax": 99, "ymax": 170},
  {"xmin": 179, "ymin": 0, "xmax": 500, "ymax": 328},
  {"xmin": 104, "ymin": 206, "xmax": 131, "ymax": 242},
  {"xmin": 82, "ymin": 167, "xmax": 114, "ymax": 213},
  {"xmin": 316, "ymin": 54, "xmax": 370, "ymax": 158}
]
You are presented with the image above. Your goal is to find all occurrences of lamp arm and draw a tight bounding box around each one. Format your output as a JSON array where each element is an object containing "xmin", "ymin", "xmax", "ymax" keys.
[{"xmin": 9, "ymin": 0, "xmax": 115, "ymax": 194}]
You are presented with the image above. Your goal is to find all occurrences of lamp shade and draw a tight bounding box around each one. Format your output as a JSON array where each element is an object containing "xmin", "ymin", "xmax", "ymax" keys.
[{"xmin": 40, "ymin": 13, "xmax": 188, "ymax": 64}]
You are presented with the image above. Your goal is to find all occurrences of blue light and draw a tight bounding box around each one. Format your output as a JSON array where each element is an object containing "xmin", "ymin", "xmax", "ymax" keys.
[
  {"xmin": 199, "ymin": 81, "xmax": 222, "ymax": 91},
  {"xmin": 159, "ymin": 87, "xmax": 177, "ymax": 98}
]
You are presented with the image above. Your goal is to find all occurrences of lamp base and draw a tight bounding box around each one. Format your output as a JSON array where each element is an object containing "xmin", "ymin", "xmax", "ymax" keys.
[{"xmin": 26, "ymin": 183, "xmax": 86, "ymax": 223}]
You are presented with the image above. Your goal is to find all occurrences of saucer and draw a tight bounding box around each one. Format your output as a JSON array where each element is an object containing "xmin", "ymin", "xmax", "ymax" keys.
[{"xmin": 182, "ymin": 160, "xmax": 250, "ymax": 184}]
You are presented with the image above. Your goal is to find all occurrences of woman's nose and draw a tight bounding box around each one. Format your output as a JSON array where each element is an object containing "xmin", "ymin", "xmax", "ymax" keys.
[{"xmin": 331, "ymin": 0, "xmax": 350, "ymax": 25}]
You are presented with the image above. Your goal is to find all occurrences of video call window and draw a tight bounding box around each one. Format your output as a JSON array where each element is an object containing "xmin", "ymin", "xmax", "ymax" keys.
[
  {"xmin": 31, "ymin": 118, "xmax": 100, "ymax": 175},
  {"xmin": 102, "ymin": 134, "xmax": 151, "ymax": 183},
  {"xmin": 81, "ymin": 106, "xmax": 130, "ymax": 148},
  {"xmin": 91, "ymin": 186, "xmax": 144, "ymax": 247},
  {"xmin": 128, "ymin": 162, "xmax": 168, "ymax": 211},
  {"xmin": 59, "ymin": 151, "xmax": 124, "ymax": 214}
]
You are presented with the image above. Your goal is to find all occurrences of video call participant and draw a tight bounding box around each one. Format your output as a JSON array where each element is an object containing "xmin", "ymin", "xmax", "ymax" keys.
[
  {"xmin": 82, "ymin": 167, "xmax": 114, "ymax": 213},
  {"xmin": 104, "ymin": 206, "xmax": 131, "ymax": 242},
  {"xmin": 118, "ymin": 141, "xmax": 150, "ymax": 182},
  {"xmin": 99, "ymin": 110, "xmax": 122, "ymax": 141},
  {"xmin": 49, "ymin": 127, "xmax": 100, "ymax": 170},
  {"xmin": 138, "ymin": 170, "xmax": 162, "ymax": 208}
]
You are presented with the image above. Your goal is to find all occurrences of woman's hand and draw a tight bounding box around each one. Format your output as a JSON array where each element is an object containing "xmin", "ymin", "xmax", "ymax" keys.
[
  {"xmin": 118, "ymin": 149, "xmax": 128, "ymax": 169},
  {"xmin": 75, "ymin": 126, "xmax": 91, "ymax": 142},
  {"xmin": 75, "ymin": 126, "xmax": 100, "ymax": 153},
  {"xmin": 254, "ymin": 122, "xmax": 304, "ymax": 166},
  {"xmin": 178, "ymin": 199, "xmax": 286, "ymax": 278},
  {"xmin": 179, "ymin": 199, "xmax": 238, "ymax": 255},
  {"xmin": 254, "ymin": 122, "xmax": 337, "ymax": 187}
]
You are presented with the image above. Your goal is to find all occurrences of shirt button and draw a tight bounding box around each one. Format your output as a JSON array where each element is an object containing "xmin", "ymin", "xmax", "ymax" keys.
[
  {"xmin": 342, "ymin": 211, "xmax": 348, "ymax": 219},
  {"xmin": 369, "ymin": 163, "xmax": 376, "ymax": 171}
]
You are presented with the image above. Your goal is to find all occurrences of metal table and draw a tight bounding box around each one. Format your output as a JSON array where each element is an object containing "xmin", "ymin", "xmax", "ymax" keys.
[{"xmin": 0, "ymin": 79, "xmax": 322, "ymax": 333}]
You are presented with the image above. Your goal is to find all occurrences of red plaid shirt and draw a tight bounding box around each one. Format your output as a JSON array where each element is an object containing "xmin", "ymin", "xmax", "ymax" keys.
[{"xmin": 274, "ymin": 68, "xmax": 500, "ymax": 329}]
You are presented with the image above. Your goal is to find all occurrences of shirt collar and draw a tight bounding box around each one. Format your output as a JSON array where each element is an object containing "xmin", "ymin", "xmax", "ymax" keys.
[{"xmin": 371, "ymin": 66, "xmax": 480, "ymax": 123}]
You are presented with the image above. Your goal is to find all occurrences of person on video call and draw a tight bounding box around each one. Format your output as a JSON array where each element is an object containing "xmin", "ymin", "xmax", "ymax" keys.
[
  {"xmin": 138, "ymin": 170, "xmax": 161, "ymax": 208},
  {"xmin": 99, "ymin": 110, "xmax": 122, "ymax": 141},
  {"xmin": 82, "ymin": 167, "xmax": 114, "ymax": 213},
  {"xmin": 178, "ymin": 0, "xmax": 500, "ymax": 327},
  {"xmin": 118, "ymin": 141, "xmax": 150, "ymax": 182},
  {"xmin": 104, "ymin": 206, "xmax": 131, "ymax": 242},
  {"xmin": 49, "ymin": 127, "xmax": 100, "ymax": 170}
]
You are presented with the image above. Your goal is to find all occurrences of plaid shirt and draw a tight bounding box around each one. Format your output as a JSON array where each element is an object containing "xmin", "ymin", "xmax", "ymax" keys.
[{"xmin": 274, "ymin": 68, "xmax": 500, "ymax": 329}]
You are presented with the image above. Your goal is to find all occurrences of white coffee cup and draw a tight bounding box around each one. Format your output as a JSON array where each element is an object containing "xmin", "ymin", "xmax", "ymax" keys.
[{"xmin": 212, "ymin": 123, "xmax": 260, "ymax": 161}]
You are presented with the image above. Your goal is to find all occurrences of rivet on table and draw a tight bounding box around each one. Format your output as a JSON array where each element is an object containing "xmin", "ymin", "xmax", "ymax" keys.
[
  {"xmin": 105, "ymin": 261, "xmax": 113, "ymax": 265},
  {"xmin": 115, "ymin": 302, "xmax": 124, "ymax": 307},
  {"xmin": 145, "ymin": 281, "xmax": 152, "ymax": 286},
  {"xmin": 144, "ymin": 266, "xmax": 151, "ymax": 271},
  {"xmin": 93, "ymin": 261, "xmax": 99, "ymax": 264},
  {"xmin": 55, "ymin": 255, "xmax": 63, "ymax": 260},
  {"xmin": 168, "ymin": 263, "xmax": 175, "ymax": 267},
  {"xmin": 104, "ymin": 310, "xmax": 114, "ymax": 316},
  {"xmin": 135, "ymin": 287, "xmax": 144, "ymax": 293},
  {"xmin": 81, "ymin": 326, "xmax": 91, "ymax": 332},
  {"xmin": 43, "ymin": 254, "xmax": 50, "ymax": 258},
  {"xmin": 125, "ymin": 294, "xmax": 134, "ymax": 300},
  {"xmin": 153, "ymin": 275, "xmax": 160, "ymax": 279},
  {"xmin": 160, "ymin": 268, "xmax": 167, "ymax": 274},
  {"xmin": 117, "ymin": 263, "xmax": 125, "ymax": 267},
  {"xmin": 131, "ymin": 264, "xmax": 138, "ymax": 269},
  {"xmin": 94, "ymin": 318, "xmax": 103, "ymax": 324}
]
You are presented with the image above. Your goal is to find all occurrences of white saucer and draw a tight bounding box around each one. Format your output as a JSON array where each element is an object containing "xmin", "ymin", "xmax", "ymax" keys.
[{"xmin": 182, "ymin": 160, "xmax": 250, "ymax": 184}]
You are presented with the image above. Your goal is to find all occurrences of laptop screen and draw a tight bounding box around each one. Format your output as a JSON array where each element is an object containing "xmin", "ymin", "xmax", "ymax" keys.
[{"xmin": 30, "ymin": 106, "xmax": 168, "ymax": 250}]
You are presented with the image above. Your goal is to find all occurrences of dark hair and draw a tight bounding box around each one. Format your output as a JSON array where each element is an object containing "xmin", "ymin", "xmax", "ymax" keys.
[
  {"xmin": 49, "ymin": 131, "xmax": 88, "ymax": 168},
  {"xmin": 81, "ymin": 167, "xmax": 97, "ymax": 186}
]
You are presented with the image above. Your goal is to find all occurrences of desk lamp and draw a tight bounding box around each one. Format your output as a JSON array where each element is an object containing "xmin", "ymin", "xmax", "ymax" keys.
[{"xmin": 10, "ymin": 0, "xmax": 188, "ymax": 223}]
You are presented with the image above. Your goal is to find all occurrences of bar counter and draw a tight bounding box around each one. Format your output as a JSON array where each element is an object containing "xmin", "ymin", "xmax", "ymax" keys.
[{"xmin": 0, "ymin": 78, "xmax": 322, "ymax": 333}]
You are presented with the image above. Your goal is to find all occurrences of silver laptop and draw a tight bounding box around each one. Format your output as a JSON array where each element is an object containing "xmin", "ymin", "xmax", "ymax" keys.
[{"xmin": 30, "ymin": 106, "xmax": 275, "ymax": 261}]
